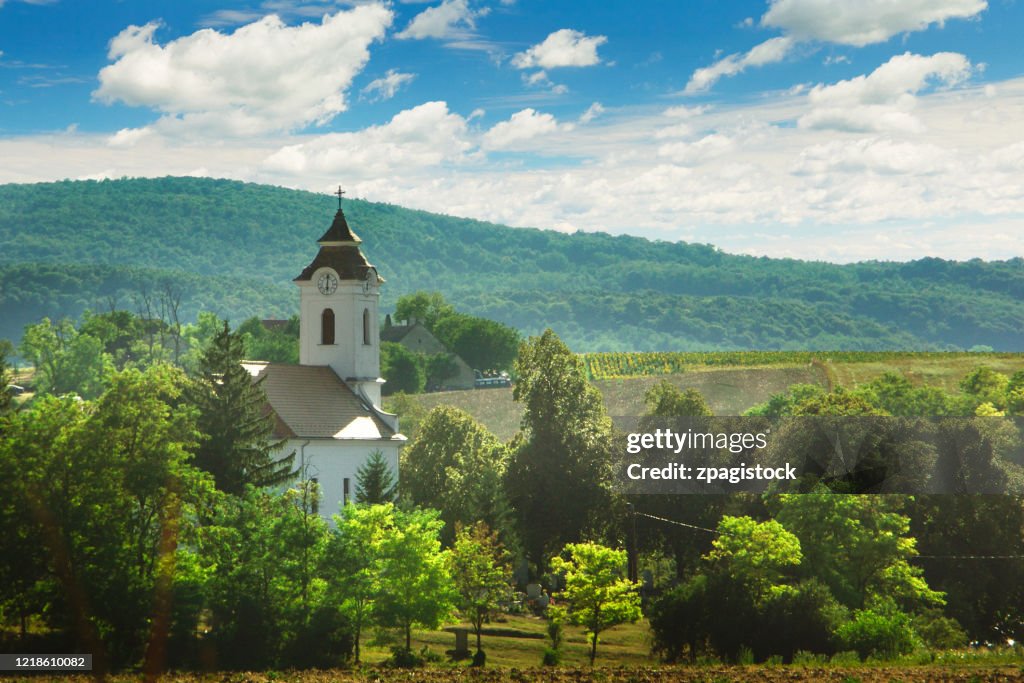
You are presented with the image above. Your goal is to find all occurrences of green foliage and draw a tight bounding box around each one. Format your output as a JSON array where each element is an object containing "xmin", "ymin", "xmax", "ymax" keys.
[
  {"xmin": 773, "ymin": 495, "xmax": 943, "ymax": 611},
  {"xmin": 374, "ymin": 506, "xmax": 457, "ymax": 654},
  {"xmin": 449, "ymin": 521, "xmax": 512, "ymax": 656},
  {"xmin": 704, "ymin": 516, "xmax": 802, "ymax": 601},
  {"xmin": 401, "ymin": 406, "xmax": 515, "ymax": 547},
  {"xmin": 6, "ymin": 178, "xmax": 1024, "ymax": 353},
  {"xmin": 189, "ymin": 321, "xmax": 295, "ymax": 494},
  {"xmin": 506, "ymin": 329, "xmax": 615, "ymax": 573},
  {"xmin": 237, "ymin": 315, "xmax": 299, "ymax": 364},
  {"xmin": 836, "ymin": 603, "xmax": 918, "ymax": 660},
  {"xmin": 381, "ymin": 341, "xmax": 425, "ymax": 395},
  {"xmin": 394, "ymin": 291, "xmax": 454, "ymax": 330},
  {"xmin": 19, "ymin": 317, "xmax": 111, "ymax": 398},
  {"xmin": 327, "ymin": 503, "xmax": 393, "ymax": 663},
  {"xmin": 550, "ymin": 542, "xmax": 642, "ymax": 665},
  {"xmin": 644, "ymin": 381, "xmax": 713, "ymax": 417},
  {"xmin": 355, "ymin": 449, "xmax": 397, "ymax": 504},
  {"xmin": 0, "ymin": 365, "xmax": 206, "ymax": 669}
]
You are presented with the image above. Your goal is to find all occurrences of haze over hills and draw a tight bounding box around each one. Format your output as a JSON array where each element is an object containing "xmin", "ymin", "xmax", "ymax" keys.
[{"xmin": 1, "ymin": 176, "xmax": 1023, "ymax": 352}]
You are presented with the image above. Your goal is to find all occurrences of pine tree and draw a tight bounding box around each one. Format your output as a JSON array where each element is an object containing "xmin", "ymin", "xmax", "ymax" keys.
[
  {"xmin": 355, "ymin": 449, "xmax": 397, "ymax": 504},
  {"xmin": 190, "ymin": 321, "xmax": 295, "ymax": 494}
]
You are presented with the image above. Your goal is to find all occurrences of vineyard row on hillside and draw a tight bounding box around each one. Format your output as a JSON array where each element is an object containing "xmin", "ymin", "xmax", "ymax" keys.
[{"xmin": 580, "ymin": 350, "xmax": 1024, "ymax": 380}]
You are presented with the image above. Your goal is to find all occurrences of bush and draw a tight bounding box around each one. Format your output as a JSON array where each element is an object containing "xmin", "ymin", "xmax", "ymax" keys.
[
  {"xmin": 281, "ymin": 605, "xmax": 354, "ymax": 668},
  {"xmin": 913, "ymin": 609, "xmax": 968, "ymax": 650},
  {"xmin": 541, "ymin": 647, "xmax": 561, "ymax": 666},
  {"xmin": 837, "ymin": 607, "xmax": 918, "ymax": 660}
]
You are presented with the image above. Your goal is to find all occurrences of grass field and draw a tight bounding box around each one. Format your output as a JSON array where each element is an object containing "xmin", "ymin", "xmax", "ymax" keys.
[
  {"xmin": 398, "ymin": 353, "xmax": 1024, "ymax": 441},
  {"xmin": 8, "ymin": 615, "xmax": 1023, "ymax": 682}
]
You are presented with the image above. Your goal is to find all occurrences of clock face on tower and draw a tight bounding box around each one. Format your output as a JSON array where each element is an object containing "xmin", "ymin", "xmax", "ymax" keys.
[{"xmin": 317, "ymin": 272, "xmax": 338, "ymax": 295}]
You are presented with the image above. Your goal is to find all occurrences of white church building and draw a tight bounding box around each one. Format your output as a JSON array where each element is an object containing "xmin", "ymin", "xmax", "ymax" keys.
[{"xmin": 243, "ymin": 197, "xmax": 405, "ymax": 518}]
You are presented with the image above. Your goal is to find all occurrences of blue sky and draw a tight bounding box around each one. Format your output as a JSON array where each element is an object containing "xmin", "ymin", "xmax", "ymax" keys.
[{"xmin": 1, "ymin": 0, "xmax": 1023, "ymax": 262}]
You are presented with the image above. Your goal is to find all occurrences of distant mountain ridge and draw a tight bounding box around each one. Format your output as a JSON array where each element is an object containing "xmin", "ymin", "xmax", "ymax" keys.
[{"xmin": 1, "ymin": 176, "xmax": 1023, "ymax": 351}]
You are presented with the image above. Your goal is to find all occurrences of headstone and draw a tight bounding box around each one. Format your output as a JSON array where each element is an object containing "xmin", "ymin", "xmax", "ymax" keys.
[
  {"xmin": 526, "ymin": 583, "xmax": 542, "ymax": 599},
  {"xmin": 453, "ymin": 628, "xmax": 470, "ymax": 658}
]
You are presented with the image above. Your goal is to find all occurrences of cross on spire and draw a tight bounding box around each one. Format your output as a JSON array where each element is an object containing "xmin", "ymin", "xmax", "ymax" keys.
[{"xmin": 335, "ymin": 186, "xmax": 346, "ymax": 210}]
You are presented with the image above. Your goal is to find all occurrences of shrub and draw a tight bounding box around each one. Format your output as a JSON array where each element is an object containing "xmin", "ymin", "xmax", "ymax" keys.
[
  {"xmin": 541, "ymin": 647, "xmax": 561, "ymax": 666},
  {"xmin": 837, "ymin": 608, "xmax": 917, "ymax": 660}
]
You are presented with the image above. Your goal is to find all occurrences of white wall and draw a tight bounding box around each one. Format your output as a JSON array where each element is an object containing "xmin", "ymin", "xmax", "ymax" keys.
[{"xmin": 287, "ymin": 437, "xmax": 400, "ymax": 520}]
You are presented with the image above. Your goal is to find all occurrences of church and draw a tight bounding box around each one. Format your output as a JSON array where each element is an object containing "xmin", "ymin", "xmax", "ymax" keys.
[{"xmin": 243, "ymin": 194, "xmax": 405, "ymax": 518}]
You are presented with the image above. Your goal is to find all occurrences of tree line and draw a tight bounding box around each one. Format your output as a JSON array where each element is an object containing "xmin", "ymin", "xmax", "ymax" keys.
[
  {"xmin": 4, "ymin": 177, "xmax": 1024, "ymax": 351},
  {"xmin": 3, "ymin": 309, "xmax": 1023, "ymax": 670}
]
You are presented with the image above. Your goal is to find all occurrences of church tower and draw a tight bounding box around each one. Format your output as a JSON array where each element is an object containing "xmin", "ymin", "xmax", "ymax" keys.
[{"xmin": 294, "ymin": 191, "xmax": 384, "ymax": 406}]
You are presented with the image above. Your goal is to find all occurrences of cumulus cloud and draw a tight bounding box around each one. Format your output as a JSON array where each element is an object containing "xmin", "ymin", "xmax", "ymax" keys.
[
  {"xmin": 511, "ymin": 29, "xmax": 607, "ymax": 69},
  {"xmin": 361, "ymin": 69, "xmax": 415, "ymax": 101},
  {"xmin": 798, "ymin": 52, "xmax": 973, "ymax": 132},
  {"xmin": 94, "ymin": 6, "xmax": 392, "ymax": 137},
  {"xmin": 684, "ymin": 36, "xmax": 794, "ymax": 94},
  {"xmin": 762, "ymin": 0, "xmax": 987, "ymax": 47},
  {"xmin": 396, "ymin": 0, "xmax": 484, "ymax": 40},
  {"xmin": 793, "ymin": 137, "xmax": 951, "ymax": 175},
  {"xmin": 686, "ymin": 0, "xmax": 985, "ymax": 92},
  {"xmin": 262, "ymin": 101, "xmax": 473, "ymax": 176},
  {"xmin": 482, "ymin": 108, "xmax": 573, "ymax": 150}
]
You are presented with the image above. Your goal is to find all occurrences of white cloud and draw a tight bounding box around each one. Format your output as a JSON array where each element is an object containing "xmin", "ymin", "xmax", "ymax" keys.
[
  {"xmin": 657, "ymin": 133, "xmax": 735, "ymax": 165},
  {"xmin": 511, "ymin": 29, "xmax": 607, "ymax": 69},
  {"xmin": 762, "ymin": 0, "xmax": 987, "ymax": 47},
  {"xmin": 93, "ymin": 6, "xmax": 392, "ymax": 137},
  {"xmin": 482, "ymin": 108, "xmax": 573, "ymax": 150},
  {"xmin": 396, "ymin": 0, "xmax": 483, "ymax": 40},
  {"xmin": 361, "ymin": 69, "xmax": 415, "ymax": 102},
  {"xmin": 579, "ymin": 102, "xmax": 604, "ymax": 124},
  {"xmin": 685, "ymin": 36, "xmax": 794, "ymax": 94},
  {"xmin": 798, "ymin": 52, "xmax": 973, "ymax": 132},
  {"xmin": 262, "ymin": 101, "xmax": 473, "ymax": 176},
  {"xmin": 793, "ymin": 137, "xmax": 951, "ymax": 175},
  {"xmin": 686, "ymin": 0, "xmax": 985, "ymax": 92}
]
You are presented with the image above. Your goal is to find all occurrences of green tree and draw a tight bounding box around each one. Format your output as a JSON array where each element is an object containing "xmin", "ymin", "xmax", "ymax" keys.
[
  {"xmin": 381, "ymin": 341, "xmax": 425, "ymax": 395},
  {"xmin": 960, "ymin": 367, "xmax": 1010, "ymax": 411},
  {"xmin": 773, "ymin": 494, "xmax": 943, "ymax": 611},
  {"xmin": 355, "ymin": 449, "xmax": 397, "ymax": 504},
  {"xmin": 704, "ymin": 516, "xmax": 802, "ymax": 601},
  {"xmin": 326, "ymin": 503, "xmax": 393, "ymax": 663},
  {"xmin": 19, "ymin": 317, "xmax": 110, "ymax": 399},
  {"xmin": 1, "ymin": 365, "xmax": 205, "ymax": 670},
  {"xmin": 449, "ymin": 522, "xmax": 512, "ymax": 660},
  {"xmin": 550, "ymin": 542, "xmax": 641, "ymax": 665},
  {"xmin": 394, "ymin": 291, "xmax": 455, "ymax": 329},
  {"xmin": 190, "ymin": 321, "xmax": 295, "ymax": 494},
  {"xmin": 506, "ymin": 329, "xmax": 615, "ymax": 573},
  {"xmin": 0, "ymin": 339, "xmax": 14, "ymax": 415},
  {"xmin": 375, "ymin": 506, "xmax": 456, "ymax": 655},
  {"xmin": 643, "ymin": 381, "xmax": 713, "ymax": 417},
  {"xmin": 402, "ymin": 406, "xmax": 515, "ymax": 546},
  {"xmin": 432, "ymin": 313, "xmax": 521, "ymax": 372}
]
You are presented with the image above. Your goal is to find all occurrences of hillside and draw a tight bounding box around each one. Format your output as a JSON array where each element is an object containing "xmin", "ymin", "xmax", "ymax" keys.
[{"xmin": 2, "ymin": 177, "xmax": 1024, "ymax": 351}]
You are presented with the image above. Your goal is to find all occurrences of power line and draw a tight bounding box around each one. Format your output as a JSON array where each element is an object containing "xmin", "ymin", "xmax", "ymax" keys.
[
  {"xmin": 636, "ymin": 511, "xmax": 1024, "ymax": 559},
  {"xmin": 635, "ymin": 511, "xmax": 730, "ymax": 536}
]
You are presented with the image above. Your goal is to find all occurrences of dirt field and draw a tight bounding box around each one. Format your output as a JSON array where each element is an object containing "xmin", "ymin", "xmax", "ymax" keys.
[{"xmin": 11, "ymin": 664, "xmax": 1024, "ymax": 682}]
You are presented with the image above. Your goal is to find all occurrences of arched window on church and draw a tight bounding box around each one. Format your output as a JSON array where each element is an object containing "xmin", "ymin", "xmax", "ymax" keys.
[
  {"xmin": 321, "ymin": 308, "xmax": 335, "ymax": 345},
  {"xmin": 362, "ymin": 308, "xmax": 371, "ymax": 345}
]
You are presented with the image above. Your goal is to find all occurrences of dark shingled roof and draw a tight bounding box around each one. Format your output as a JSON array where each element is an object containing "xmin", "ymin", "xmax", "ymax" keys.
[
  {"xmin": 380, "ymin": 325, "xmax": 413, "ymax": 343},
  {"xmin": 254, "ymin": 363, "xmax": 395, "ymax": 440},
  {"xmin": 317, "ymin": 208, "xmax": 362, "ymax": 244},
  {"xmin": 295, "ymin": 207, "xmax": 384, "ymax": 282},
  {"xmin": 294, "ymin": 245, "xmax": 376, "ymax": 282}
]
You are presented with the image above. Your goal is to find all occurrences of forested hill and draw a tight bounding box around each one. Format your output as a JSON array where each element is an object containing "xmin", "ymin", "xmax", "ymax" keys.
[{"xmin": 2, "ymin": 176, "xmax": 1023, "ymax": 351}]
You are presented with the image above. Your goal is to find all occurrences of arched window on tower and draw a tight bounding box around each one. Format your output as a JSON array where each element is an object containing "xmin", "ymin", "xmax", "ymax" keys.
[
  {"xmin": 321, "ymin": 308, "xmax": 335, "ymax": 345},
  {"xmin": 363, "ymin": 308, "xmax": 371, "ymax": 345}
]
